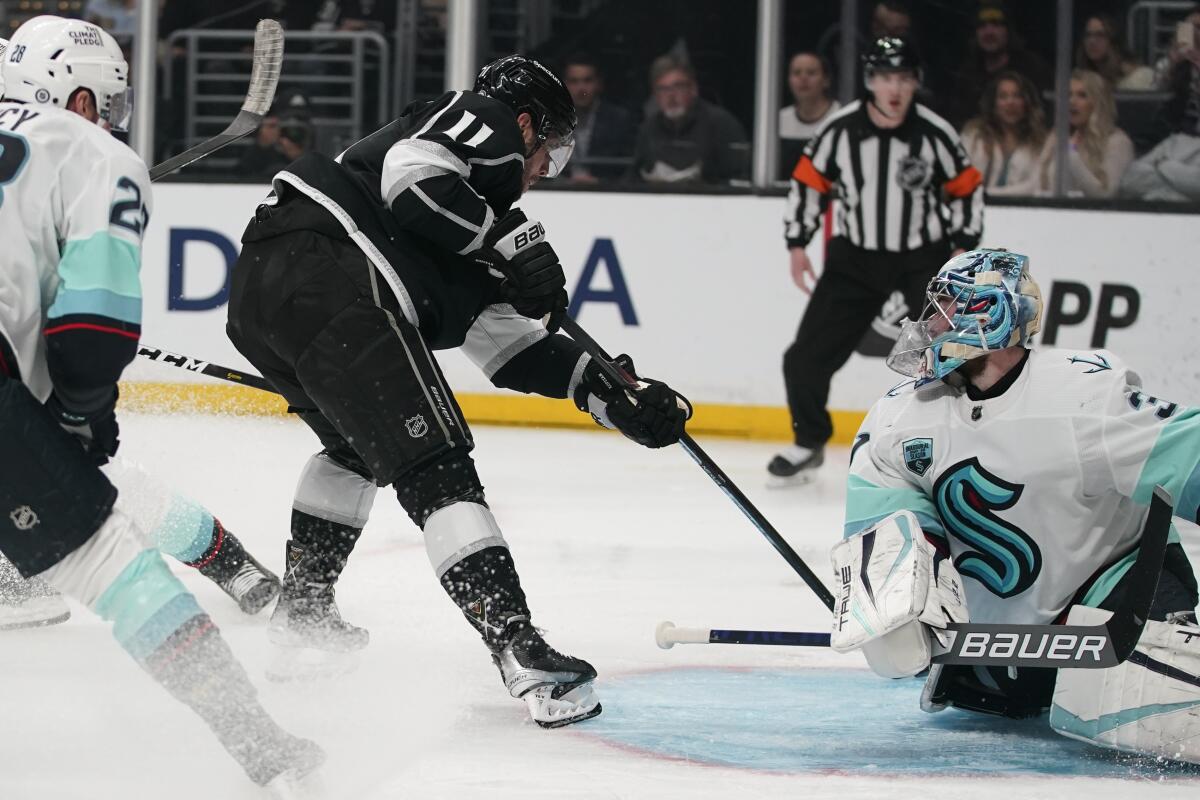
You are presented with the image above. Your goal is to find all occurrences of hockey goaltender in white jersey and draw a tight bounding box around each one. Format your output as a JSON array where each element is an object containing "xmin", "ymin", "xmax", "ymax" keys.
[{"xmin": 829, "ymin": 248, "xmax": 1200, "ymax": 764}]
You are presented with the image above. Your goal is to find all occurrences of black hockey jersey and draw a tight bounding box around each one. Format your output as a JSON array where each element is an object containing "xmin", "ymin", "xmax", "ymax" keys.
[{"xmin": 263, "ymin": 90, "xmax": 526, "ymax": 349}]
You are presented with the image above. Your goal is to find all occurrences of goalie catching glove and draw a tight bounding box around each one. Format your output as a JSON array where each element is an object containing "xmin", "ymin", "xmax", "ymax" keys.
[
  {"xmin": 830, "ymin": 510, "xmax": 969, "ymax": 678},
  {"xmin": 573, "ymin": 354, "xmax": 692, "ymax": 449},
  {"xmin": 474, "ymin": 209, "xmax": 568, "ymax": 329}
]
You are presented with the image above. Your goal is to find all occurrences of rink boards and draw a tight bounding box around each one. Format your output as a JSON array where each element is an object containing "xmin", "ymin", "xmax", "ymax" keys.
[{"xmin": 125, "ymin": 186, "xmax": 1200, "ymax": 443}]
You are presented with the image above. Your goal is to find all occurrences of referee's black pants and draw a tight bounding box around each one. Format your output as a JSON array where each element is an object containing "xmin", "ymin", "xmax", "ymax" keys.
[{"xmin": 783, "ymin": 237, "xmax": 949, "ymax": 449}]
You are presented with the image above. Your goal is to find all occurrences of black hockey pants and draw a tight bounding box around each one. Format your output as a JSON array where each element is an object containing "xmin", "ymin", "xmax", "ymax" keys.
[{"xmin": 782, "ymin": 237, "xmax": 949, "ymax": 448}]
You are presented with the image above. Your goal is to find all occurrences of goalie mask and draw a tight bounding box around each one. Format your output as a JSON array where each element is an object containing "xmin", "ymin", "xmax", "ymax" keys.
[
  {"xmin": 886, "ymin": 249, "xmax": 1043, "ymax": 388},
  {"xmin": 3, "ymin": 16, "xmax": 133, "ymax": 132}
]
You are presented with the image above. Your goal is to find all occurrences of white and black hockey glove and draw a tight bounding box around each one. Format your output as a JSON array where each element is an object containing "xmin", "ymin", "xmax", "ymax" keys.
[
  {"xmin": 475, "ymin": 209, "xmax": 568, "ymax": 329},
  {"xmin": 573, "ymin": 355, "xmax": 693, "ymax": 449},
  {"xmin": 830, "ymin": 510, "xmax": 969, "ymax": 678}
]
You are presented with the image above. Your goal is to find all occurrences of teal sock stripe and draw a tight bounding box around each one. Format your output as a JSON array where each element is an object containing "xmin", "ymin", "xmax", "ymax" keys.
[
  {"xmin": 93, "ymin": 549, "xmax": 204, "ymax": 662},
  {"xmin": 152, "ymin": 495, "xmax": 216, "ymax": 564}
]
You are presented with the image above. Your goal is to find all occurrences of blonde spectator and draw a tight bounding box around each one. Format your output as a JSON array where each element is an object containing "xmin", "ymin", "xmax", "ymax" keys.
[
  {"xmin": 961, "ymin": 71, "xmax": 1047, "ymax": 195},
  {"xmin": 1077, "ymin": 14, "xmax": 1155, "ymax": 91},
  {"xmin": 1039, "ymin": 70, "xmax": 1134, "ymax": 197}
]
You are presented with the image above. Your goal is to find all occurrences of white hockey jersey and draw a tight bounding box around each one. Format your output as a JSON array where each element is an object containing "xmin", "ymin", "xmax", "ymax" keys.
[
  {"xmin": 0, "ymin": 101, "xmax": 151, "ymax": 403},
  {"xmin": 846, "ymin": 347, "xmax": 1200, "ymax": 626}
]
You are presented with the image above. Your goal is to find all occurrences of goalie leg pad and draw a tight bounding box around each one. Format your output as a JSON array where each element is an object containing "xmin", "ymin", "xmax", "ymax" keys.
[
  {"xmin": 831, "ymin": 510, "xmax": 969, "ymax": 678},
  {"xmin": 1050, "ymin": 605, "xmax": 1200, "ymax": 763}
]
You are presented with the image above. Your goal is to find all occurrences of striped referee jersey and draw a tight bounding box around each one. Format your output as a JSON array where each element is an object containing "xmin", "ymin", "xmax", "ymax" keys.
[{"xmin": 785, "ymin": 100, "xmax": 983, "ymax": 253}]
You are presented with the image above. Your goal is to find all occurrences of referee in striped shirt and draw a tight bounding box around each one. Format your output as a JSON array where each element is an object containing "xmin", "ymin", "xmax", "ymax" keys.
[{"xmin": 770, "ymin": 37, "xmax": 984, "ymax": 481}]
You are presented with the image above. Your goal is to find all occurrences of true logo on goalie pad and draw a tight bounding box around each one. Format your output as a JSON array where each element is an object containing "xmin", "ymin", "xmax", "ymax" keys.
[{"xmin": 902, "ymin": 438, "xmax": 933, "ymax": 477}]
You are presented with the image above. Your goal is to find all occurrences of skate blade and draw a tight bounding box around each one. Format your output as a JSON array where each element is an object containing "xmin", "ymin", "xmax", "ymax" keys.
[
  {"xmin": 265, "ymin": 644, "xmax": 361, "ymax": 683},
  {"xmin": 534, "ymin": 701, "xmax": 603, "ymax": 729},
  {"xmin": 765, "ymin": 471, "xmax": 818, "ymax": 489},
  {"xmin": 0, "ymin": 609, "xmax": 70, "ymax": 631}
]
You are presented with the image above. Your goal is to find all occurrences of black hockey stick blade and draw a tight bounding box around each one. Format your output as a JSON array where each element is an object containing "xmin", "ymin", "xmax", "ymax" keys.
[
  {"xmin": 149, "ymin": 19, "xmax": 284, "ymax": 181},
  {"xmin": 558, "ymin": 316, "xmax": 836, "ymax": 611},
  {"xmin": 137, "ymin": 344, "xmax": 278, "ymax": 393},
  {"xmin": 933, "ymin": 485, "xmax": 1172, "ymax": 669}
]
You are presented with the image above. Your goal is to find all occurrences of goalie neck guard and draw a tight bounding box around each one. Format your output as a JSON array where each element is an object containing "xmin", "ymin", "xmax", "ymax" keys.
[{"xmin": 886, "ymin": 249, "xmax": 1043, "ymax": 389}]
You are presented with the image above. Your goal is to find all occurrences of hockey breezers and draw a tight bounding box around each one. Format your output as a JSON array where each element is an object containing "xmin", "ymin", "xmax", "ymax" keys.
[
  {"xmin": 656, "ymin": 486, "xmax": 1173, "ymax": 670},
  {"xmin": 557, "ymin": 316, "xmax": 837, "ymax": 611},
  {"xmin": 149, "ymin": 19, "xmax": 284, "ymax": 181}
]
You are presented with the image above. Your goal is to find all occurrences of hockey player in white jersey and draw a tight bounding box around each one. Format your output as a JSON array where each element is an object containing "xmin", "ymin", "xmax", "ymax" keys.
[
  {"xmin": 830, "ymin": 248, "xmax": 1200, "ymax": 763},
  {"xmin": 0, "ymin": 33, "xmax": 281, "ymax": 631},
  {"xmin": 0, "ymin": 17, "xmax": 321, "ymax": 789}
]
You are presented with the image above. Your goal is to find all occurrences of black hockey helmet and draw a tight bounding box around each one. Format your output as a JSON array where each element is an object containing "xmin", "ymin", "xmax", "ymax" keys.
[
  {"xmin": 474, "ymin": 55, "xmax": 577, "ymax": 177},
  {"xmin": 862, "ymin": 36, "xmax": 923, "ymax": 87}
]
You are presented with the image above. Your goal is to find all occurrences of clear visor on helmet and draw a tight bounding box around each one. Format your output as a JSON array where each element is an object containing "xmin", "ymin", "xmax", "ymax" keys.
[
  {"xmin": 540, "ymin": 130, "xmax": 575, "ymax": 178},
  {"xmin": 104, "ymin": 87, "xmax": 134, "ymax": 133},
  {"xmin": 884, "ymin": 280, "xmax": 984, "ymax": 380}
]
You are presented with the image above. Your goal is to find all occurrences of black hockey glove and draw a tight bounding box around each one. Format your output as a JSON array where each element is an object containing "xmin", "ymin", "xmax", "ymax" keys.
[
  {"xmin": 475, "ymin": 209, "xmax": 568, "ymax": 329},
  {"xmin": 46, "ymin": 388, "xmax": 120, "ymax": 466},
  {"xmin": 573, "ymin": 355, "xmax": 692, "ymax": 449}
]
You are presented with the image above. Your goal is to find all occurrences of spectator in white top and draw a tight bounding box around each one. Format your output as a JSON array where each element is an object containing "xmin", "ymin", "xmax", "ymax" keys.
[
  {"xmin": 960, "ymin": 70, "xmax": 1047, "ymax": 195},
  {"xmin": 1038, "ymin": 69, "xmax": 1134, "ymax": 197},
  {"xmin": 1076, "ymin": 14, "xmax": 1155, "ymax": 91},
  {"xmin": 779, "ymin": 52, "xmax": 840, "ymax": 180}
]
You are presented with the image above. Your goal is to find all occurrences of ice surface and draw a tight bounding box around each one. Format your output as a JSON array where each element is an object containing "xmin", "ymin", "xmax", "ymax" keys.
[{"xmin": 1, "ymin": 413, "xmax": 1197, "ymax": 799}]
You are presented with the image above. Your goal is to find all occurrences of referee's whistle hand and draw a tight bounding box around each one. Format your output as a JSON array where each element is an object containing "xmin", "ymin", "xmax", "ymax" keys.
[{"xmin": 790, "ymin": 247, "xmax": 817, "ymax": 295}]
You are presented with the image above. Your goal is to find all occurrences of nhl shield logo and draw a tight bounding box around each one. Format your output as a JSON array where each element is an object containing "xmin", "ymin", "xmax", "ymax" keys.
[
  {"xmin": 405, "ymin": 414, "xmax": 429, "ymax": 438},
  {"xmin": 896, "ymin": 156, "xmax": 932, "ymax": 191},
  {"xmin": 902, "ymin": 438, "xmax": 933, "ymax": 477},
  {"xmin": 9, "ymin": 505, "xmax": 39, "ymax": 531}
]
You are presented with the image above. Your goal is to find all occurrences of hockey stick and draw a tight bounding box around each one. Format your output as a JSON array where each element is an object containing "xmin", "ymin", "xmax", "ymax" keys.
[
  {"xmin": 558, "ymin": 316, "xmax": 836, "ymax": 611},
  {"xmin": 655, "ymin": 485, "xmax": 1173, "ymax": 670},
  {"xmin": 148, "ymin": 19, "xmax": 284, "ymax": 181},
  {"xmin": 136, "ymin": 345, "xmax": 276, "ymax": 393}
]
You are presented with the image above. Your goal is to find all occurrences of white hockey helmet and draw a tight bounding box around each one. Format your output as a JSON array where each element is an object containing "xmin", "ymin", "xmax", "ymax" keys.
[
  {"xmin": 0, "ymin": 38, "xmax": 8, "ymax": 97},
  {"xmin": 2, "ymin": 16, "xmax": 132, "ymax": 131}
]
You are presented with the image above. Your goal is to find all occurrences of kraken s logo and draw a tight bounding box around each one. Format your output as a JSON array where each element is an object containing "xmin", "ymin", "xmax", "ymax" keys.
[{"xmin": 933, "ymin": 458, "xmax": 1041, "ymax": 598}]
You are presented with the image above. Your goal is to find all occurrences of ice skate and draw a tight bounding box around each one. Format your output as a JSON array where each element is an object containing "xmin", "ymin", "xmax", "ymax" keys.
[
  {"xmin": 493, "ymin": 624, "xmax": 601, "ymax": 728},
  {"xmin": 766, "ymin": 445, "xmax": 824, "ymax": 486},
  {"xmin": 0, "ymin": 557, "xmax": 70, "ymax": 631},
  {"xmin": 259, "ymin": 736, "xmax": 326, "ymax": 799},
  {"xmin": 200, "ymin": 548, "xmax": 281, "ymax": 615}
]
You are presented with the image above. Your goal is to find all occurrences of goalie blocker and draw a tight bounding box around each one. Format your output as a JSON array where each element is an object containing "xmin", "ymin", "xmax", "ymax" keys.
[{"xmin": 832, "ymin": 502, "xmax": 1200, "ymax": 763}]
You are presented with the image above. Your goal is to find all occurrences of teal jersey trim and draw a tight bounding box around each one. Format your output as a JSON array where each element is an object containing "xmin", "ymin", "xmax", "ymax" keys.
[
  {"xmin": 151, "ymin": 495, "xmax": 215, "ymax": 564},
  {"xmin": 53, "ymin": 230, "xmax": 142, "ymax": 301},
  {"xmin": 94, "ymin": 549, "xmax": 197, "ymax": 660},
  {"xmin": 845, "ymin": 474, "xmax": 945, "ymax": 539},
  {"xmin": 1133, "ymin": 407, "xmax": 1200, "ymax": 522},
  {"xmin": 1050, "ymin": 698, "xmax": 1200, "ymax": 740},
  {"xmin": 46, "ymin": 286, "xmax": 141, "ymax": 325}
]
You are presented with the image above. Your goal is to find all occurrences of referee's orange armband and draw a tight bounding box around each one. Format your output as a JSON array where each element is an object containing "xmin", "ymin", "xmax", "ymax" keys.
[{"xmin": 792, "ymin": 155, "xmax": 833, "ymax": 194}]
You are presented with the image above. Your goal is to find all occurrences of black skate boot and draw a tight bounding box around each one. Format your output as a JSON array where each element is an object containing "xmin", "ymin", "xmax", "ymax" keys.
[
  {"xmin": 268, "ymin": 539, "xmax": 368, "ymax": 653},
  {"xmin": 492, "ymin": 622, "xmax": 602, "ymax": 728},
  {"xmin": 439, "ymin": 544, "xmax": 602, "ymax": 728},
  {"xmin": 767, "ymin": 444, "xmax": 825, "ymax": 485},
  {"xmin": 190, "ymin": 521, "xmax": 281, "ymax": 615}
]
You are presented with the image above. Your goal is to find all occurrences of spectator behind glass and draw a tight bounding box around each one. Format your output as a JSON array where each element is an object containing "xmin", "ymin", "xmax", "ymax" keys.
[
  {"xmin": 1120, "ymin": 6, "xmax": 1200, "ymax": 202},
  {"xmin": 871, "ymin": 0, "xmax": 912, "ymax": 38},
  {"xmin": 560, "ymin": 54, "xmax": 635, "ymax": 184},
  {"xmin": 85, "ymin": 0, "xmax": 136, "ymax": 43},
  {"xmin": 961, "ymin": 71, "xmax": 1046, "ymax": 196},
  {"xmin": 779, "ymin": 52, "xmax": 841, "ymax": 181},
  {"xmin": 949, "ymin": 1, "xmax": 1052, "ymax": 128},
  {"xmin": 236, "ymin": 93, "xmax": 315, "ymax": 180},
  {"xmin": 1077, "ymin": 14, "xmax": 1155, "ymax": 91},
  {"xmin": 631, "ymin": 54, "xmax": 749, "ymax": 185},
  {"xmin": 1038, "ymin": 70, "xmax": 1133, "ymax": 198}
]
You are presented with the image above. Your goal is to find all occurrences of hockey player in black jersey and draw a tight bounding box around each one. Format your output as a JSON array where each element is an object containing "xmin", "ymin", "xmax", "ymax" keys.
[{"xmin": 226, "ymin": 55, "xmax": 691, "ymax": 727}]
